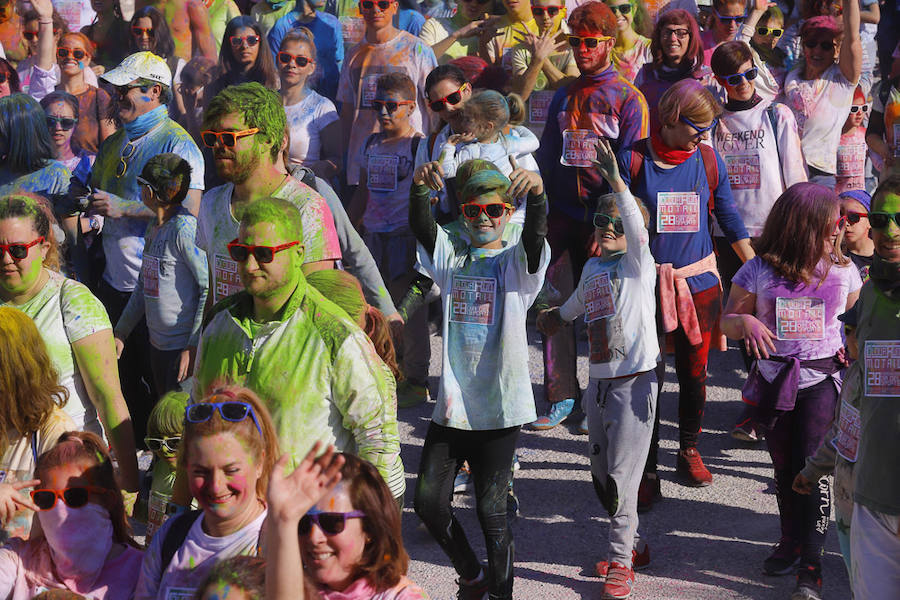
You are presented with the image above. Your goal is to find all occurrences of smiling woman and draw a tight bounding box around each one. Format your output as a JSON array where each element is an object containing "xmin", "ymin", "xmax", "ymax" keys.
[{"xmin": 134, "ymin": 385, "xmax": 280, "ymax": 600}]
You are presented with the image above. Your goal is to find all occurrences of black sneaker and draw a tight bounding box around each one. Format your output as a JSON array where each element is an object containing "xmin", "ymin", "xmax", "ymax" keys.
[
  {"xmin": 456, "ymin": 575, "xmax": 488, "ymax": 600},
  {"xmin": 763, "ymin": 539, "xmax": 801, "ymax": 576},
  {"xmin": 791, "ymin": 566, "xmax": 822, "ymax": 600}
]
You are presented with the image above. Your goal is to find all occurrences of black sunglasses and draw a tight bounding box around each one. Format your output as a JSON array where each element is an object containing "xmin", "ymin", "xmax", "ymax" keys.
[
  {"xmin": 609, "ymin": 3, "xmax": 632, "ymax": 15},
  {"xmin": 298, "ymin": 510, "xmax": 366, "ymax": 536},
  {"xmin": 144, "ymin": 436, "xmax": 181, "ymax": 452},
  {"xmin": 593, "ymin": 213, "xmax": 624, "ymax": 234},
  {"xmin": 0, "ymin": 73, "xmax": 7, "ymax": 85},
  {"xmin": 724, "ymin": 67, "xmax": 758, "ymax": 86},
  {"xmin": 56, "ymin": 47, "xmax": 87, "ymax": 60},
  {"xmin": 277, "ymin": 51, "xmax": 313, "ymax": 67},
  {"xmin": 869, "ymin": 211, "xmax": 900, "ymax": 229},
  {"xmin": 373, "ymin": 99, "xmax": 414, "ymax": 114},
  {"xmin": 803, "ymin": 39, "xmax": 835, "ymax": 51},
  {"xmin": 46, "ymin": 115, "xmax": 78, "ymax": 130}
]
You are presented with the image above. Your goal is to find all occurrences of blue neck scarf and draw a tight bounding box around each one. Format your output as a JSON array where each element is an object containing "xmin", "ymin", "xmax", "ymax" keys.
[
  {"xmin": 267, "ymin": 0, "xmax": 289, "ymax": 9},
  {"xmin": 123, "ymin": 105, "xmax": 168, "ymax": 140}
]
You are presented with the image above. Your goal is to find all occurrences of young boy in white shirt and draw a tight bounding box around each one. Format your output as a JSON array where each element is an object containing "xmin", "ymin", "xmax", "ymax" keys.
[{"xmin": 537, "ymin": 138, "xmax": 659, "ymax": 600}]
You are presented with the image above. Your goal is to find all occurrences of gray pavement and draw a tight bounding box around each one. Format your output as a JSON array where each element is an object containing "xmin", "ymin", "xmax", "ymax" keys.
[{"xmin": 398, "ymin": 329, "xmax": 851, "ymax": 600}]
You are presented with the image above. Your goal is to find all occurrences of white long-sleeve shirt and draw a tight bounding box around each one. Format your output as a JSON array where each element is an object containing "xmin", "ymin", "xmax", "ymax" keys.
[
  {"xmin": 559, "ymin": 190, "xmax": 660, "ymax": 379},
  {"xmin": 712, "ymin": 99, "xmax": 808, "ymax": 237}
]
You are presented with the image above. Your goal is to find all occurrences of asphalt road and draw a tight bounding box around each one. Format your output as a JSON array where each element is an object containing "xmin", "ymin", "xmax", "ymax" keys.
[{"xmin": 398, "ymin": 329, "xmax": 851, "ymax": 600}]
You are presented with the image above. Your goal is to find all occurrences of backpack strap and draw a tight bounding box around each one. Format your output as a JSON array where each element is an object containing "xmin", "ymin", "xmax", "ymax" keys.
[
  {"xmin": 629, "ymin": 137, "xmax": 648, "ymax": 182},
  {"xmin": 160, "ymin": 509, "xmax": 203, "ymax": 573},
  {"xmin": 410, "ymin": 135, "xmax": 421, "ymax": 162},
  {"xmin": 697, "ymin": 143, "xmax": 719, "ymax": 211},
  {"xmin": 427, "ymin": 130, "xmax": 440, "ymax": 159}
]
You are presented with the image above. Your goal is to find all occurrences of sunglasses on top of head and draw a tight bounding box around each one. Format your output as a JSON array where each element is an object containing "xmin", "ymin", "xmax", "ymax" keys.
[
  {"xmin": 227, "ymin": 238, "xmax": 300, "ymax": 264},
  {"xmin": 56, "ymin": 47, "xmax": 86, "ymax": 60},
  {"xmin": 373, "ymin": 99, "xmax": 414, "ymax": 114},
  {"xmin": 803, "ymin": 39, "xmax": 835, "ymax": 52},
  {"xmin": 229, "ymin": 34, "xmax": 260, "ymax": 48},
  {"xmin": 277, "ymin": 52, "xmax": 314, "ymax": 67},
  {"xmin": 0, "ymin": 237, "xmax": 44, "ymax": 261},
  {"xmin": 298, "ymin": 510, "xmax": 366, "ymax": 536},
  {"xmin": 460, "ymin": 202, "xmax": 513, "ymax": 220},
  {"xmin": 567, "ymin": 35, "xmax": 613, "ymax": 49},
  {"xmin": 428, "ymin": 83, "xmax": 467, "ymax": 111},
  {"xmin": 360, "ymin": 0, "xmax": 393, "ymax": 10},
  {"xmin": 185, "ymin": 401, "xmax": 263, "ymax": 437},
  {"xmin": 30, "ymin": 486, "xmax": 108, "ymax": 511},
  {"xmin": 724, "ymin": 66, "xmax": 758, "ymax": 86},
  {"xmin": 531, "ymin": 5, "xmax": 563, "ymax": 17}
]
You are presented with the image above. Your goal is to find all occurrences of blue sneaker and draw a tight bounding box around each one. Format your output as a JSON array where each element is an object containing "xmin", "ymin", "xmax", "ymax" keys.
[
  {"xmin": 453, "ymin": 463, "xmax": 472, "ymax": 494},
  {"xmin": 531, "ymin": 398, "xmax": 575, "ymax": 430}
]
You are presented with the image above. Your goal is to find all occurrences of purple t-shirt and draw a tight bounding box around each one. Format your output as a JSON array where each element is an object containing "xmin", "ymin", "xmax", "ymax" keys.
[{"xmin": 732, "ymin": 256, "xmax": 862, "ymax": 387}]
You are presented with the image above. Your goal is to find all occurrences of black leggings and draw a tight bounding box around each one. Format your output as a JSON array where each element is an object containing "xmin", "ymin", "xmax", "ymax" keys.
[{"xmin": 414, "ymin": 422, "xmax": 520, "ymax": 600}]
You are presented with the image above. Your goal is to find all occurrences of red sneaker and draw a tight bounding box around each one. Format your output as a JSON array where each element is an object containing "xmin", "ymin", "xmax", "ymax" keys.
[
  {"xmin": 601, "ymin": 562, "xmax": 635, "ymax": 599},
  {"xmin": 676, "ymin": 447, "xmax": 713, "ymax": 487},
  {"xmin": 637, "ymin": 472, "xmax": 661, "ymax": 512},
  {"xmin": 595, "ymin": 542, "xmax": 650, "ymax": 578}
]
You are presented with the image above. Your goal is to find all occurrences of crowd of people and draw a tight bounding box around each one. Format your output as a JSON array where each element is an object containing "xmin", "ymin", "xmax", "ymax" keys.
[{"xmin": 0, "ymin": 0, "xmax": 898, "ymax": 598}]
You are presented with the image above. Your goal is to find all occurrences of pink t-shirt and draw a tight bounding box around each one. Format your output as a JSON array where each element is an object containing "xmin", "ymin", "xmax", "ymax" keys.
[
  {"xmin": 835, "ymin": 126, "xmax": 867, "ymax": 194},
  {"xmin": 318, "ymin": 576, "xmax": 429, "ymax": 599},
  {"xmin": 0, "ymin": 540, "xmax": 142, "ymax": 600}
]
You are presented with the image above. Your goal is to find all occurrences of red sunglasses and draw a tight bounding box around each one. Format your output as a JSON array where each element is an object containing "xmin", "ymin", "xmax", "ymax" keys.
[
  {"xmin": 227, "ymin": 238, "xmax": 300, "ymax": 263},
  {"xmin": 428, "ymin": 83, "xmax": 468, "ymax": 112},
  {"xmin": 277, "ymin": 52, "xmax": 314, "ymax": 67},
  {"xmin": 531, "ymin": 5, "xmax": 563, "ymax": 16},
  {"xmin": 0, "ymin": 237, "xmax": 44, "ymax": 261}
]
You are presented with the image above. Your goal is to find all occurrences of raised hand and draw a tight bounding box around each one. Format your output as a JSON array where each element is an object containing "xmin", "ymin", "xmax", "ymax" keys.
[
  {"xmin": 267, "ymin": 442, "xmax": 345, "ymax": 524},
  {"xmin": 590, "ymin": 138, "xmax": 620, "ymax": 184},
  {"xmin": 0, "ymin": 480, "xmax": 41, "ymax": 524},
  {"xmin": 507, "ymin": 156, "xmax": 544, "ymax": 197},
  {"xmin": 413, "ymin": 161, "xmax": 446, "ymax": 191}
]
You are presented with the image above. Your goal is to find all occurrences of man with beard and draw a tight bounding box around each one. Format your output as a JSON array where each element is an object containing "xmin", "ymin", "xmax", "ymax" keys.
[
  {"xmin": 534, "ymin": 1, "xmax": 649, "ymax": 432},
  {"xmin": 196, "ymin": 82, "xmax": 341, "ymax": 307},
  {"xmin": 88, "ymin": 51, "xmax": 205, "ymax": 441},
  {"xmin": 194, "ymin": 197, "xmax": 405, "ymax": 500}
]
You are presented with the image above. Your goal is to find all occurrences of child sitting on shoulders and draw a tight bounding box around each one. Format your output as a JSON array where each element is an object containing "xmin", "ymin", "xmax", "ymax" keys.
[{"xmin": 537, "ymin": 138, "xmax": 659, "ymax": 600}]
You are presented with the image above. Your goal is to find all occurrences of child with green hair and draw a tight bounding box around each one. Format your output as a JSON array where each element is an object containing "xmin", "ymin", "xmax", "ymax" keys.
[{"xmin": 143, "ymin": 390, "xmax": 191, "ymax": 541}]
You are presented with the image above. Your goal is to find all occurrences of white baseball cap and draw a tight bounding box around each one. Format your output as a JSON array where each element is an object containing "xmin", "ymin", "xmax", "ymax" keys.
[{"xmin": 101, "ymin": 52, "xmax": 172, "ymax": 87}]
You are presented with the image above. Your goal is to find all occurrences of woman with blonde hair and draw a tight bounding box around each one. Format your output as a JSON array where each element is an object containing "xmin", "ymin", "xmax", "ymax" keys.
[
  {"xmin": 0, "ymin": 307, "xmax": 75, "ymax": 541},
  {"xmin": 620, "ymin": 78, "xmax": 753, "ymax": 501},
  {"xmin": 0, "ymin": 194, "xmax": 139, "ymax": 494},
  {"xmin": 721, "ymin": 183, "xmax": 861, "ymax": 597},
  {"xmin": 135, "ymin": 385, "xmax": 281, "ymax": 599}
]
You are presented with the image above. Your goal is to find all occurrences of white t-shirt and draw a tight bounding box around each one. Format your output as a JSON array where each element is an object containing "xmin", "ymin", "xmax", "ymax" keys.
[
  {"xmin": 417, "ymin": 227, "xmax": 550, "ymax": 430},
  {"xmin": 134, "ymin": 509, "xmax": 266, "ymax": 600},
  {"xmin": 783, "ymin": 63, "xmax": 856, "ymax": 174},
  {"xmin": 195, "ymin": 177, "xmax": 342, "ymax": 304},
  {"xmin": 337, "ymin": 30, "xmax": 437, "ymax": 185},
  {"xmin": 1, "ymin": 270, "xmax": 110, "ymax": 434},
  {"xmin": 712, "ymin": 100, "xmax": 808, "ymax": 236},
  {"xmin": 285, "ymin": 90, "xmax": 339, "ymax": 166},
  {"xmin": 559, "ymin": 191, "xmax": 660, "ymax": 379}
]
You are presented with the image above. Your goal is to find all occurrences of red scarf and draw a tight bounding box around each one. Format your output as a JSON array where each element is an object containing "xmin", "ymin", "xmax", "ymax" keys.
[{"xmin": 650, "ymin": 128, "xmax": 697, "ymax": 165}]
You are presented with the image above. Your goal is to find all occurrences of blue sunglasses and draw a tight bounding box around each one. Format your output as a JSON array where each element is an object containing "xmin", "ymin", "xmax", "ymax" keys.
[
  {"xmin": 679, "ymin": 114, "xmax": 718, "ymax": 137},
  {"xmin": 185, "ymin": 401, "xmax": 263, "ymax": 437}
]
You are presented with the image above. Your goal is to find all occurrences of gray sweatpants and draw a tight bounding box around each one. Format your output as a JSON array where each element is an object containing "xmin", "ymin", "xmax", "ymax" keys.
[{"xmin": 586, "ymin": 370, "xmax": 658, "ymax": 565}]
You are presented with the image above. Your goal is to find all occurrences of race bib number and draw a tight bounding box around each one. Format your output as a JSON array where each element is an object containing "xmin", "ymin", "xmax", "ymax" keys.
[
  {"xmin": 529, "ymin": 91, "xmax": 554, "ymax": 124},
  {"xmin": 833, "ymin": 400, "xmax": 861, "ymax": 462},
  {"xmin": 142, "ymin": 256, "xmax": 160, "ymax": 298},
  {"xmin": 775, "ymin": 297, "xmax": 825, "ymax": 340},
  {"xmin": 339, "ymin": 16, "xmax": 365, "ymax": 45},
  {"xmin": 584, "ymin": 272, "xmax": 616, "ymax": 323},
  {"xmin": 450, "ymin": 275, "xmax": 497, "ymax": 325},
  {"xmin": 656, "ymin": 192, "xmax": 700, "ymax": 233},
  {"xmin": 214, "ymin": 254, "xmax": 243, "ymax": 303},
  {"xmin": 146, "ymin": 490, "xmax": 172, "ymax": 541},
  {"xmin": 560, "ymin": 129, "xmax": 598, "ymax": 167},
  {"xmin": 367, "ymin": 155, "xmax": 399, "ymax": 192},
  {"xmin": 864, "ymin": 340, "xmax": 900, "ymax": 396},
  {"xmin": 361, "ymin": 74, "xmax": 378, "ymax": 108},
  {"xmin": 893, "ymin": 123, "xmax": 900, "ymax": 157},
  {"xmin": 836, "ymin": 144, "xmax": 866, "ymax": 178},
  {"xmin": 725, "ymin": 155, "xmax": 761, "ymax": 190},
  {"xmin": 165, "ymin": 588, "xmax": 196, "ymax": 600}
]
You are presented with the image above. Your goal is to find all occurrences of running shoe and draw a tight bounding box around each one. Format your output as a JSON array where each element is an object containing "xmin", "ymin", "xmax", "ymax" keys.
[
  {"xmin": 531, "ymin": 398, "xmax": 575, "ymax": 430},
  {"xmin": 763, "ymin": 539, "xmax": 801, "ymax": 576},
  {"xmin": 601, "ymin": 562, "xmax": 635, "ymax": 599},
  {"xmin": 731, "ymin": 418, "xmax": 763, "ymax": 442},
  {"xmin": 453, "ymin": 463, "xmax": 472, "ymax": 494},
  {"xmin": 595, "ymin": 541, "xmax": 650, "ymax": 578},
  {"xmin": 791, "ymin": 566, "xmax": 822, "ymax": 600},
  {"xmin": 676, "ymin": 447, "xmax": 713, "ymax": 487},
  {"xmin": 578, "ymin": 415, "xmax": 589, "ymax": 435},
  {"xmin": 456, "ymin": 575, "xmax": 488, "ymax": 600},
  {"xmin": 397, "ymin": 378, "xmax": 429, "ymax": 408},
  {"xmin": 637, "ymin": 472, "xmax": 661, "ymax": 512}
]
